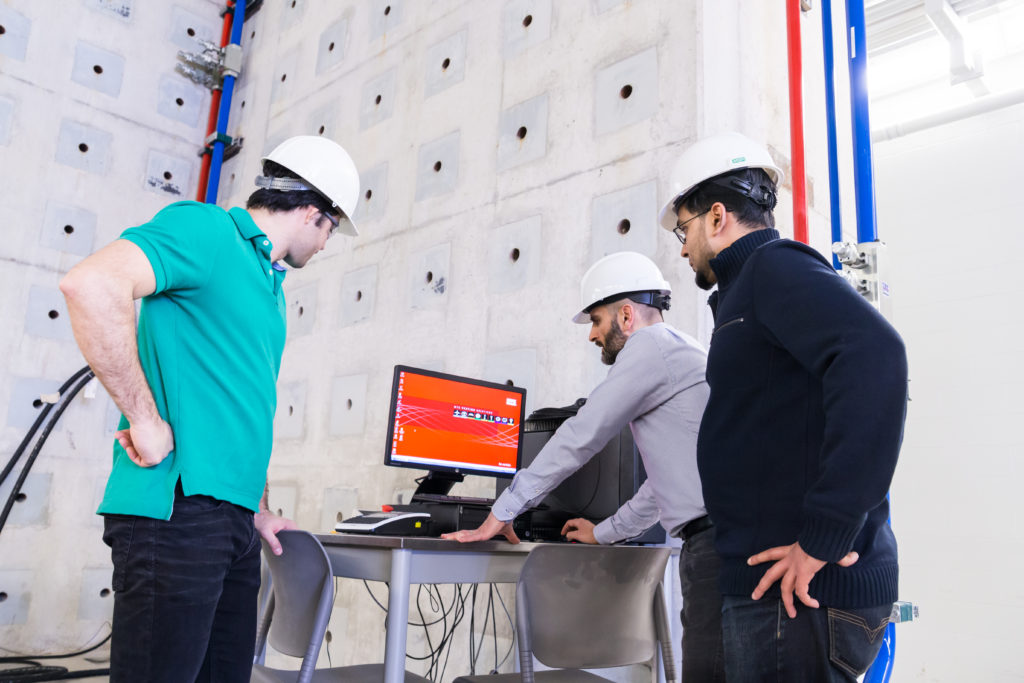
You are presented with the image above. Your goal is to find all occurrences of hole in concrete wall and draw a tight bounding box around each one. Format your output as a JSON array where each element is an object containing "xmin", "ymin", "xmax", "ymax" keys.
[
  {"xmin": 14, "ymin": 492, "xmax": 26, "ymax": 503},
  {"xmin": 186, "ymin": 27, "xmax": 195, "ymax": 37},
  {"xmin": 99, "ymin": 588, "xmax": 111, "ymax": 598},
  {"xmin": 250, "ymin": 30, "xmax": 255, "ymax": 39},
  {"xmin": 426, "ymin": 271, "xmax": 434, "ymax": 284},
  {"xmin": 240, "ymin": 100, "xmax": 246, "ymax": 109},
  {"xmin": 298, "ymin": 306, "xmax": 304, "ymax": 317},
  {"xmin": 230, "ymin": 173, "xmax": 235, "ymax": 182},
  {"xmin": 0, "ymin": 593, "xmax": 6, "ymax": 602},
  {"xmin": 93, "ymin": 65, "xmax": 104, "ymax": 75},
  {"xmin": 329, "ymin": 42, "xmax": 335, "ymax": 52},
  {"xmin": 48, "ymin": 310, "xmax": 59, "ymax": 319},
  {"xmin": 78, "ymin": 143, "xmax": 89, "ymax": 153},
  {"xmin": 346, "ymin": 398, "xmax": 353, "ymax": 410},
  {"xmin": 510, "ymin": 247, "xmax": 520, "ymax": 262},
  {"xmin": 618, "ymin": 219, "xmax": 631, "ymax": 234},
  {"xmin": 355, "ymin": 290, "xmax": 363, "ymax": 301},
  {"xmin": 365, "ymin": 189, "xmax": 372, "ymax": 200},
  {"xmin": 276, "ymin": 508, "xmax": 283, "ymax": 516},
  {"xmin": 280, "ymin": 74, "xmax": 287, "ymax": 82},
  {"xmin": 337, "ymin": 511, "xmax": 344, "ymax": 522},
  {"xmin": 505, "ymin": 379, "xmax": 514, "ymax": 386},
  {"xmin": 290, "ymin": 0, "xmax": 296, "ymax": 7},
  {"xmin": 175, "ymin": 97, "xmax": 184, "ymax": 107},
  {"xmin": 384, "ymin": 5, "xmax": 392, "ymax": 16},
  {"xmin": 163, "ymin": 171, "xmax": 172, "ymax": 180},
  {"xmin": 0, "ymin": 26, "xmax": 6, "ymax": 36},
  {"xmin": 288, "ymin": 405, "xmax": 294, "ymax": 416},
  {"xmin": 374, "ymin": 94, "xmax": 382, "ymax": 106},
  {"xmin": 442, "ymin": 57, "xmax": 451, "ymax": 70},
  {"xmin": 325, "ymin": 630, "xmax": 333, "ymax": 643},
  {"xmin": 620, "ymin": 84, "xmax": 633, "ymax": 99},
  {"xmin": 433, "ymin": 161, "xmax": 442, "ymax": 172},
  {"xmin": 64, "ymin": 225, "xmax": 75, "ymax": 235},
  {"xmin": 32, "ymin": 399, "xmax": 43, "ymax": 408},
  {"xmin": 517, "ymin": 126, "xmax": 527, "ymax": 140},
  {"xmin": 318, "ymin": 125, "xmax": 325, "ymax": 135},
  {"xmin": 523, "ymin": 14, "xmax": 533, "ymax": 27}
]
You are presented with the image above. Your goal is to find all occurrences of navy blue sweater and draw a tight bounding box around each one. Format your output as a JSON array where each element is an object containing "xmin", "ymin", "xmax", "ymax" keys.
[{"xmin": 698, "ymin": 229, "xmax": 908, "ymax": 608}]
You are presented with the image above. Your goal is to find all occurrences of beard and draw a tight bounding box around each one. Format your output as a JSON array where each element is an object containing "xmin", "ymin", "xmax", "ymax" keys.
[
  {"xmin": 599, "ymin": 318, "xmax": 628, "ymax": 365},
  {"xmin": 695, "ymin": 265, "xmax": 717, "ymax": 291}
]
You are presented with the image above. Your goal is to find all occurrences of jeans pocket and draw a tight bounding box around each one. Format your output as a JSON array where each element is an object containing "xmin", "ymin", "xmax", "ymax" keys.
[
  {"xmin": 828, "ymin": 604, "xmax": 892, "ymax": 677},
  {"xmin": 102, "ymin": 515, "xmax": 137, "ymax": 593}
]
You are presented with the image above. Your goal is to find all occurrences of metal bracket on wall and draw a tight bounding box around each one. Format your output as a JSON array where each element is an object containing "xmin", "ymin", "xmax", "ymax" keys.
[
  {"xmin": 801, "ymin": 0, "xmax": 813, "ymax": 11},
  {"xmin": 199, "ymin": 132, "xmax": 244, "ymax": 161},
  {"xmin": 832, "ymin": 240, "xmax": 893, "ymax": 321}
]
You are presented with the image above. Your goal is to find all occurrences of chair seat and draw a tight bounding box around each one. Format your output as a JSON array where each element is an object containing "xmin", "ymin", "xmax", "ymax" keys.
[
  {"xmin": 252, "ymin": 662, "xmax": 432, "ymax": 683},
  {"xmin": 453, "ymin": 669, "xmax": 616, "ymax": 683}
]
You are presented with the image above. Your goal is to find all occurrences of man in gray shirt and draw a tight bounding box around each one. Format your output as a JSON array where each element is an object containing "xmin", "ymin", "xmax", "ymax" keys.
[{"xmin": 445, "ymin": 251, "xmax": 724, "ymax": 682}]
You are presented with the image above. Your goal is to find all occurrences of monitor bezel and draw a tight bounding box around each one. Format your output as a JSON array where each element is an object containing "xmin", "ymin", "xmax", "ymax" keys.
[{"xmin": 383, "ymin": 365, "xmax": 526, "ymax": 480}]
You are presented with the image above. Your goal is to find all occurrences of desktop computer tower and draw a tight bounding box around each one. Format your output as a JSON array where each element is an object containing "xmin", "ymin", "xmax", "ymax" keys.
[{"xmin": 495, "ymin": 406, "xmax": 666, "ymax": 545}]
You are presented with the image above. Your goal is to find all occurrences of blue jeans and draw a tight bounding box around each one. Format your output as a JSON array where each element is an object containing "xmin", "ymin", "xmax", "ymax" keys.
[
  {"xmin": 102, "ymin": 483, "xmax": 261, "ymax": 683},
  {"xmin": 679, "ymin": 526, "xmax": 726, "ymax": 682},
  {"xmin": 721, "ymin": 596, "xmax": 892, "ymax": 682}
]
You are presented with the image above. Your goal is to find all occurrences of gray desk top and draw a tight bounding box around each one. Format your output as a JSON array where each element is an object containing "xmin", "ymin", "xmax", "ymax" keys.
[{"xmin": 315, "ymin": 532, "xmax": 542, "ymax": 553}]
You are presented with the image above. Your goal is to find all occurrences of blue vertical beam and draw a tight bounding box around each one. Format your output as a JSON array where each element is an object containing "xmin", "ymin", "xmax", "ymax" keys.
[
  {"xmin": 204, "ymin": 0, "xmax": 246, "ymax": 205},
  {"xmin": 822, "ymin": 0, "xmax": 844, "ymax": 269},
  {"xmin": 845, "ymin": 0, "xmax": 878, "ymax": 243}
]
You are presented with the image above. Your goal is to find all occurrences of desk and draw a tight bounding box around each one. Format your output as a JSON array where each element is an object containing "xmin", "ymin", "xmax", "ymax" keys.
[{"xmin": 316, "ymin": 533, "xmax": 537, "ymax": 683}]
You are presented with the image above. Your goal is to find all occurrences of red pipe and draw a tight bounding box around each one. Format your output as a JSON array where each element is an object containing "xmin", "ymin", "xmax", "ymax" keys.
[
  {"xmin": 786, "ymin": 0, "xmax": 809, "ymax": 244},
  {"xmin": 196, "ymin": 1, "xmax": 236, "ymax": 202}
]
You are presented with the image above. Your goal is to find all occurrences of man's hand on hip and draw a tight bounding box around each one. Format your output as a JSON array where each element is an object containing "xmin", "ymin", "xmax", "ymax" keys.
[
  {"xmin": 748, "ymin": 542, "xmax": 859, "ymax": 618},
  {"xmin": 561, "ymin": 518, "xmax": 598, "ymax": 544},
  {"xmin": 441, "ymin": 512, "xmax": 520, "ymax": 544},
  {"xmin": 116, "ymin": 418, "xmax": 174, "ymax": 468},
  {"xmin": 254, "ymin": 510, "xmax": 298, "ymax": 555}
]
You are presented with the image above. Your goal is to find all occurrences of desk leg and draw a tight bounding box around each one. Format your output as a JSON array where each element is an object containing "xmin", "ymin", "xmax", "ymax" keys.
[{"xmin": 384, "ymin": 548, "xmax": 412, "ymax": 683}]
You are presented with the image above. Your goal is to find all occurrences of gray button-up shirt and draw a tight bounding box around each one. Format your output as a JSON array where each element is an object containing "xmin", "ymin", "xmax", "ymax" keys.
[{"xmin": 492, "ymin": 323, "xmax": 709, "ymax": 544}]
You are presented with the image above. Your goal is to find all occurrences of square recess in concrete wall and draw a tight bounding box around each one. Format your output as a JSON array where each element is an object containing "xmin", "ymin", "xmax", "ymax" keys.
[
  {"xmin": 329, "ymin": 374, "xmax": 368, "ymax": 436},
  {"xmin": 308, "ymin": 99, "xmax": 338, "ymax": 138},
  {"xmin": 409, "ymin": 243, "xmax": 450, "ymax": 310},
  {"xmin": 144, "ymin": 150, "xmax": 192, "ymax": 198},
  {"xmin": 0, "ymin": 570, "xmax": 33, "ymax": 625},
  {"xmin": 270, "ymin": 49, "xmax": 299, "ymax": 105},
  {"xmin": 286, "ymin": 282, "xmax": 317, "ymax": 337},
  {"xmin": 6, "ymin": 377, "xmax": 65, "ymax": 432},
  {"xmin": 339, "ymin": 264, "xmax": 377, "ymax": 327},
  {"xmin": 424, "ymin": 28, "xmax": 468, "ymax": 99},
  {"xmin": 157, "ymin": 73, "xmax": 203, "ymax": 127},
  {"xmin": 279, "ymin": 0, "xmax": 308, "ymax": 31},
  {"xmin": 230, "ymin": 82, "xmax": 252, "ymax": 127},
  {"xmin": 321, "ymin": 487, "xmax": 358, "ymax": 531},
  {"xmin": 316, "ymin": 17, "xmax": 349, "ymax": 75},
  {"xmin": 497, "ymin": 93, "xmax": 549, "ymax": 171},
  {"xmin": 267, "ymin": 484, "xmax": 297, "ymax": 519},
  {"xmin": 169, "ymin": 7, "xmax": 218, "ymax": 52},
  {"xmin": 415, "ymin": 131, "xmax": 460, "ymax": 201},
  {"xmin": 353, "ymin": 163, "xmax": 387, "ymax": 224},
  {"xmin": 0, "ymin": 96, "xmax": 13, "ymax": 146},
  {"xmin": 41, "ymin": 201, "xmax": 97, "ymax": 256},
  {"xmin": 368, "ymin": 1, "xmax": 404, "ymax": 41},
  {"xmin": 0, "ymin": 472, "xmax": 52, "ymax": 526},
  {"xmin": 85, "ymin": 0, "xmax": 133, "ymax": 21},
  {"xmin": 77, "ymin": 566, "xmax": 114, "ymax": 622},
  {"xmin": 590, "ymin": 180, "xmax": 657, "ymax": 260},
  {"xmin": 24, "ymin": 285, "xmax": 73, "ymax": 341},
  {"xmin": 594, "ymin": 47, "xmax": 659, "ymax": 136},
  {"xmin": 71, "ymin": 42, "xmax": 125, "ymax": 98},
  {"xmin": 359, "ymin": 68, "xmax": 397, "ymax": 130},
  {"xmin": 0, "ymin": 7, "xmax": 30, "ymax": 61},
  {"xmin": 593, "ymin": 0, "xmax": 627, "ymax": 13},
  {"xmin": 483, "ymin": 349, "xmax": 537, "ymax": 414},
  {"xmin": 503, "ymin": 0, "xmax": 552, "ymax": 59},
  {"xmin": 488, "ymin": 215, "xmax": 542, "ymax": 293},
  {"xmin": 56, "ymin": 120, "xmax": 112, "ymax": 175},
  {"xmin": 274, "ymin": 381, "xmax": 307, "ymax": 440}
]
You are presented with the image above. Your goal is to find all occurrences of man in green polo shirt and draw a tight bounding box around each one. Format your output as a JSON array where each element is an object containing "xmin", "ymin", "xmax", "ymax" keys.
[{"xmin": 60, "ymin": 136, "xmax": 361, "ymax": 683}]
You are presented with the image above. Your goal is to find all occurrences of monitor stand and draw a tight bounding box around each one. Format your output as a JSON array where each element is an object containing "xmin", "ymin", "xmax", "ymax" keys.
[{"xmin": 413, "ymin": 471, "xmax": 464, "ymax": 497}]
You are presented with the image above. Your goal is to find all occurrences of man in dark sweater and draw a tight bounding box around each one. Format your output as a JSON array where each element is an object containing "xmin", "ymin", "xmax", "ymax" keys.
[{"xmin": 658, "ymin": 132, "xmax": 908, "ymax": 682}]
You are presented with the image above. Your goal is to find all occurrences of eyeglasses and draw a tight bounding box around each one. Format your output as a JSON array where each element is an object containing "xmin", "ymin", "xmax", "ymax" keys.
[
  {"xmin": 673, "ymin": 210, "xmax": 709, "ymax": 246},
  {"xmin": 319, "ymin": 211, "xmax": 341, "ymax": 236}
]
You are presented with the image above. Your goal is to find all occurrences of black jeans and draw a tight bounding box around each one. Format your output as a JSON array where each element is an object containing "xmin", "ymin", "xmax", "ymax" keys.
[
  {"xmin": 721, "ymin": 595, "xmax": 892, "ymax": 682},
  {"xmin": 679, "ymin": 526, "xmax": 726, "ymax": 682},
  {"xmin": 102, "ymin": 484, "xmax": 261, "ymax": 683}
]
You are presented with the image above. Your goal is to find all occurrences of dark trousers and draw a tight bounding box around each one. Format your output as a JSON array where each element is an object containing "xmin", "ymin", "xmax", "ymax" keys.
[
  {"xmin": 679, "ymin": 526, "xmax": 726, "ymax": 682},
  {"xmin": 721, "ymin": 595, "xmax": 892, "ymax": 682},
  {"xmin": 102, "ymin": 485, "xmax": 261, "ymax": 683}
]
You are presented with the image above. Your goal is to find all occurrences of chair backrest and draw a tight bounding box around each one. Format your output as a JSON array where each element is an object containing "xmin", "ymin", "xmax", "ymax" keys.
[
  {"xmin": 254, "ymin": 530, "xmax": 334, "ymax": 677},
  {"xmin": 515, "ymin": 545, "xmax": 672, "ymax": 677}
]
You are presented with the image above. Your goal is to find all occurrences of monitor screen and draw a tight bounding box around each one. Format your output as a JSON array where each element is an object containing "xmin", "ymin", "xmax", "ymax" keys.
[{"xmin": 385, "ymin": 365, "xmax": 526, "ymax": 479}]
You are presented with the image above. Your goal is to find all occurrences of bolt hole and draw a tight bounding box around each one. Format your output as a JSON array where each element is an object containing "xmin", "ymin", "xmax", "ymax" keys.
[
  {"xmin": 0, "ymin": 592, "xmax": 6, "ymax": 602},
  {"xmin": 346, "ymin": 399, "xmax": 353, "ymax": 410},
  {"xmin": 516, "ymin": 126, "xmax": 527, "ymax": 140},
  {"xmin": 0, "ymin": 26, "xmax": 7, "ymax": 36},
  {"xmin": 78, "ymin": 143, "xmax": 89, "ymax": 153},
  {"xmin": 442, "ymin": 57, "xmax": 451, "ymax": 70},
  {"xmin": 318, "ymin": 125, "xmax": 325, "ymax": 135},
  {"xmin": 505, "ymin": 379, "xmax": 514, "ymax": 386},
  {"xmin": 230, "ymin": 173, "xmax": 235, "ymax": 182},
  {"xmin": 384, "ymin": 5, "xmax": 391, "ymax": 15},
  {"xmin": 328, "ymin": 42, "xmax": 335, "ymax": 52},
  {"xmin": 276, "ymin": 508, "xmax": 283, "ymax": 516},
  {"xmin": 618, "ymin": 219, "xmax": 631, "ymax": 235},
  {"xmin": 48, "ymin": 310, "xmax": 59, "ymax": 319},
  {"xmin": 250, "ymin": 30, "xmax": 255, "ymax": 39},
  {"xmin": 298, "ymin": 306, "xmax": 304, "ymax": 317},
  {"xmin": 288, "ymin": 405, "xmax": 294, "ymax": 416},
  {"xmin": 14, "ymin": 493, "xmax": 26, "ymax": 503},
  {"xmin": 523, "ymin": 14, "xmax": 533, "ymax": 27},
  {"xmin": 620, "ymin": 84, "xmax": 633, "ymax": 99},
  {"xmin": 175, "ymin": 97, "xmax": 184, "ymax": 106},
  {"xmin": 32, "ymin": 399, "xmax": 43, "ymax": 408},
  {"xmin": 374, "ymin": 94, "xmax": 382, "ymax": 105},
  {"xmin": 325, "ymin": 630, "xmax": 333, "ymax": 643},
  {"xmin": 240, "ymin": 100, "xmax": 246, "ymax": 109},
  {"xmin": 355, "ymin": 290, "xmax": 363, "ymax": 302},
  {"xmin": 510, "ymin": 248, "xmax": 520, "ymax": 262},
  {"xmin": 426, "ymin": 271, "xmax": 433, "ymax": 283},
  {"xmin": 365, "ymin": 189, "xmax": 372, "ymax": 200},
  {"xmin": 64, "ymin": 225, "xmax": 75, "ymax": 235},
  {"xmin": 281, "ymin": 73, "xmax": 287, "ymax": 82},
  {"xmin": 186, "ymin": 27, "xmax": 195, "ymax": 37},
  {"xmin": 93, "ymin": 65, "xmax": 104, "ymax": 75},
  {"xmin": 290, "ymin": 0, "xmax": 296, "ymax": 7},
  {"xmin": 163, "ymin": 171, "xmax": 173, "ymax": 180},
  {"xmin": 337, "ymin": 511, "xmax": 344, "ymax": 522},
  {"xmin": 99, "ymin": 588, "xmax": 111, "ymax": 598},
  {"xmin": 433, "ymin": 161, "xmax": 442, "ymax": 172}
]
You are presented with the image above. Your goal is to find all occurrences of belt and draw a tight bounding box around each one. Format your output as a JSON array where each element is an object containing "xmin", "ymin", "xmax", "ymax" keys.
[{"xmin": 679, "ymin": 514, "xmax": 713, "ymax": 542}]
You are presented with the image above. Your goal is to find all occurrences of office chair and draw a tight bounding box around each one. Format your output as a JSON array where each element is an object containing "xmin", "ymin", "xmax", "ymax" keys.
[
  {"xmin": 452, "ymin": 544, "xmax": 676, "ymax": 683},
  {"xmin": 252, "ymin": 529, "xmax": 431, "ymax": 683}
]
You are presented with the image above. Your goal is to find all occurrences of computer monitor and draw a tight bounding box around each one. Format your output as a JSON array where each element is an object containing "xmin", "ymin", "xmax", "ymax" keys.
[{"xmin": 384, "ymin": 365, "xmax": 527, "ymax": 496}]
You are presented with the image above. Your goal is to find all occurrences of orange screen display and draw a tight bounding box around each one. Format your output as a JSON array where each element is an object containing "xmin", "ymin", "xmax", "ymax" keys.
[{"xmin": 387, "ymin": 368, "xmax": 525, "ymax": 476}]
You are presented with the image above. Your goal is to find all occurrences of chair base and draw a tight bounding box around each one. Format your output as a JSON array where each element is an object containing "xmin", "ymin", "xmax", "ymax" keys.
[
  {"xmin": 454, "ymin": 669, "xmax": 617, "ymax": 683},
  {"xmin": 252, "ymin": 662, "xmax": 432, "ymax": 683}
]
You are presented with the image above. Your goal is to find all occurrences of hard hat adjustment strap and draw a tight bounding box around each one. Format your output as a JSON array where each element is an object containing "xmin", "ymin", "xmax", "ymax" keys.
[
  {"xmin": 254, "ymin": 175, "xmax": 316, "ymax": 193},
  {"xmin": 586, "ymin": 290, "xmax": 671, "ymax": 314}
]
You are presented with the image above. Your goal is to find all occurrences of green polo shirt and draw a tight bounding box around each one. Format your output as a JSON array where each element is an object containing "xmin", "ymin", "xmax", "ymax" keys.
[{"xmin": 97, "ymin": 201, "xmax": 287, "ymax": 519}]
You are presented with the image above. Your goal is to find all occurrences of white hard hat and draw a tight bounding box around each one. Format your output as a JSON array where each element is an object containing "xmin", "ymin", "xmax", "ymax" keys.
[
  {"xmin": 658, "ymin": 132, "xmax": 784, "ymax": 231},
  {"xmin": 258, "ymin": 136, "xmax": 361, "ymax": 236},
  {"xmin": 572, "ymin": 251, "xmax": 671, "ymax": 324}
]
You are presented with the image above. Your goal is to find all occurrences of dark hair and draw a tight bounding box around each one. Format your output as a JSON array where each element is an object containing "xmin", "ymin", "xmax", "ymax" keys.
[
  {"xmin": 674, "ymin": 167, "xmax": 777, "ymax": 230},
  {"xmin": 246, "ymin": 160, "xmax": 336, "ymax": 216}
]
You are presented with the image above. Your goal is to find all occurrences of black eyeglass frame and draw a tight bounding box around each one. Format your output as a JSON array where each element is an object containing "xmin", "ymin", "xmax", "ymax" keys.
[{"xmin": 672, "ymin": 209, "xmax": 709, "ymax": 246}]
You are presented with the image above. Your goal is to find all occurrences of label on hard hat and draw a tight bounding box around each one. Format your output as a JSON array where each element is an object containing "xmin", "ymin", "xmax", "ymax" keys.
[{"xmin": 731, "ymin": 156, "xmax": 747, "ymax": 164}]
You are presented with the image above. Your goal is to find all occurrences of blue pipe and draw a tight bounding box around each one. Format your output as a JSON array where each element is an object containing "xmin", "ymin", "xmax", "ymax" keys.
[
  {"xmin": 864, "ymin": 622, "xmax": 896, "ymax": 683},
  {"xmin": 821, "ymin": 0, "xmax": 844, "ymax": 269},
  {"xmin": 204, "ymin": 0, "xmax": 246, "ymax": 205},
  {"xmin": 844, "ymin": 0, "xmax": 878, "ymax": 243}
]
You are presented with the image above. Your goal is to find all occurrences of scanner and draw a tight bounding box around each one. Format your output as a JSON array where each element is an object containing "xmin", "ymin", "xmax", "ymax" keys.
[{"xmin": 335, "ymin": 510, "xmax": 431, "ymax": 536}]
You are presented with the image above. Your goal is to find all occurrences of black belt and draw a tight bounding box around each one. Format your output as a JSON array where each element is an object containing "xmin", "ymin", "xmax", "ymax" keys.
[{"xmin": 679, "ymin": 514, "xmax": 713, "ymax": 541}]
